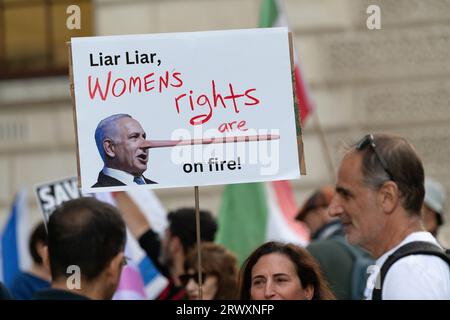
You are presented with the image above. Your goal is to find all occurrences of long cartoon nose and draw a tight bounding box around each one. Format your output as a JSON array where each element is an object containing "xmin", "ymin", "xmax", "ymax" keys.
[{"xmin": 139, "ymin": 140, "xmax": 152, "ymax": 149}]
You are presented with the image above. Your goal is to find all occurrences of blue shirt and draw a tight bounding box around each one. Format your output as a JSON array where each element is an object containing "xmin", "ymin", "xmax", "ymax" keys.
[{"xmin": 9, "ymin": 272, "xmax": 50, "ymax": 300}]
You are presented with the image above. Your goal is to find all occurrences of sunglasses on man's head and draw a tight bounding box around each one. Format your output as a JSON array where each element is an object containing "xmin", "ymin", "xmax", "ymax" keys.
[
  {"xmin": 179, "ymin": 273, "xmax": 206, "ymax": 286},
  {"xmin": 356, "ymin": 134, "xmax": 395, "ymax": 182}
]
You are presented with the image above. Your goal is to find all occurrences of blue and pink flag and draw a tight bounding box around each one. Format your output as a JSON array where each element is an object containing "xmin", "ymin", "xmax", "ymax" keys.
[{"xmin": 95, "ymin": 190, "xmax": 169, "ymax": 300}]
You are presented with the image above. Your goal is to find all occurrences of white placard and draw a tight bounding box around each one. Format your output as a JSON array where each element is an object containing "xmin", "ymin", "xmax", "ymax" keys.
[{"xmin": 70, "ymin": 28, "xmax": 300, "ymax": 193}]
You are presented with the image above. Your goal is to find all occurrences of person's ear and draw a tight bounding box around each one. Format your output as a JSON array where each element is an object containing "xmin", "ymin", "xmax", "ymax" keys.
[
  {"xmin": 103, "ymin": 139, "xmax": 116, "ymax": 158},
  {"xmin": 42, "ymin": 245, "xmax": 51, "ymax": 278},
  {"xmin": 107, "ymin": 252, "xmax": 125, "ymax": 281},
  {"xmin": 98, "ymin": 252, "xmax": 125, "ymax": 300},
  {"xmin": 37, "ymin": 241, "xmax": 46, "ymax": 262},
  {"xmin": 378, "ymin": 181, "xmax": 399, "ymax": 214},
  {"xmin": 305, "ymin": 284, "xmax": 314, "ymax": 300}
]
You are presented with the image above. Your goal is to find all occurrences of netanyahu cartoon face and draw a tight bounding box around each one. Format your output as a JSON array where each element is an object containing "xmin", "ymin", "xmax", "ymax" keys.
[{"xmin": 93, "ymin": 114, "xmax": 156, "ymax": 187}]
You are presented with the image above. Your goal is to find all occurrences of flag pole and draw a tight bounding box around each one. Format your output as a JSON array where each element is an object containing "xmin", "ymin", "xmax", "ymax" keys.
[
  {"xmin": 194, "ymin": 186, "xmax": 203, "ymax": 299},
  {"xmin": 312, "ymin": 110, "xmax": 336, "ymax": 182}
]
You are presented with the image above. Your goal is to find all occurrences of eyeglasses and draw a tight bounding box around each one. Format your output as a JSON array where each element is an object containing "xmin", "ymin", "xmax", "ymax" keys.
[
  {"xmin": 356, "ymin": 134, "xmax": 395, "ymax": 181},
  {"xmin": 179, "ymin": 273, "xmax": 206, "ymax": 287}
]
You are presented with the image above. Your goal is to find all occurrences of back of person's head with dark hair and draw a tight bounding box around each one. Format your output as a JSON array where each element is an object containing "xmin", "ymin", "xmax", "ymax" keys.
[
  {"xmin": 168, "ymin": 208, "xmax": 217, "ymax": 253},
  {"xmin": 184, "ymin": 242, "xmax": 238, "ymax": 300},
  {"xmin": 238, "ymin": 241, "xmax": 335, "ymax": 300},
  {"xmin": 47, "ymin": 197, "xmax": 126, "ymax": 282},
  {"xmin": 29, "ymin": 221, "xmax": 47, "ymax": 265},
  {"xmin": 353, "ymin": 133, "xmax": 425, "ymax": 215}
]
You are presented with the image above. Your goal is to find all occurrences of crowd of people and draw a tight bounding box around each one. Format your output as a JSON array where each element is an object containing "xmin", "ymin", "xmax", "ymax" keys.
[{"xmin": 0, "ymin": 133, "xmax": 449, "ymax": 300}]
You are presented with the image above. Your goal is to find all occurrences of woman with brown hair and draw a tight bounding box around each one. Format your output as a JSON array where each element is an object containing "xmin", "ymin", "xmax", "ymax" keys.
[
  {"xmin": 181, "ymin": 242, "xmax": 238, "ymax": 300},
  {"xmin": 238, "ymin": 241, "xmax": 335, "ymax": 300}
]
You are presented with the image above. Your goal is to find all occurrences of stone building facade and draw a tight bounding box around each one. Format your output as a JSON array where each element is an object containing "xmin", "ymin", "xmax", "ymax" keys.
[{"xmin": 1, "ymin": 0, "xmax": 449, "ymax": 243}]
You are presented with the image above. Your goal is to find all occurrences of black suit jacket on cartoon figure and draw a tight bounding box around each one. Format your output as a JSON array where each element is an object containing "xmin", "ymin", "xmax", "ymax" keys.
[{"xmin": 92, "ymin": 171, "xmax": 157, "ymax": 188}]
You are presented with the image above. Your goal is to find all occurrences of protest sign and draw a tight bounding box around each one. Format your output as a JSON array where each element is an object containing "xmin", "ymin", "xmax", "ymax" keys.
[
  {"xmin": 69, "ymin": 27, "xmax": 304, "ymax": 193},
  {"xmin": 35, "ymin": 177, "xmax": 83, "ymax": 223}
]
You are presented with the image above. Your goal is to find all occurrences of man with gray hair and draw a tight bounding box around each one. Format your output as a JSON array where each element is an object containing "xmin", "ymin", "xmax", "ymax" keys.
[
  {"xmin": 93, "ymin": 114, "xmax": 157, "ymax": 187},
  {"xmin": 329, "ymin": 133, "xmax": 450, "ymax": 300}
]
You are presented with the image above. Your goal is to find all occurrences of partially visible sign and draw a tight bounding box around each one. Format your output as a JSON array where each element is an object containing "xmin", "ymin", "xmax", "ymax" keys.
[{"xmin": 35, "ymin": 177, "xmax": 83, "ymax": 223}]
